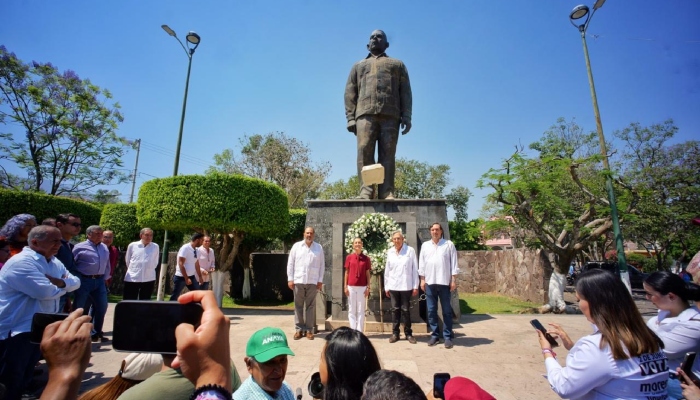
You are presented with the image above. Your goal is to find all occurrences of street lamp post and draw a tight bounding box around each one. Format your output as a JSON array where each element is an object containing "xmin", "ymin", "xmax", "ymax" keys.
[
  {"xmin": 156, "ymin": 25, "xmax": 201, "ymax": 301},
  {"xmin": 570, "ymin": 1, "xmax": 631, "ymax": 291}
]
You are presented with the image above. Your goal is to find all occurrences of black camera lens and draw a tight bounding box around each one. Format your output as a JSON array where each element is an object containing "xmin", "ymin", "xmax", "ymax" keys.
[{"xmin": 308, "ymin": 371, "xmax": 325, "ymax": 398}]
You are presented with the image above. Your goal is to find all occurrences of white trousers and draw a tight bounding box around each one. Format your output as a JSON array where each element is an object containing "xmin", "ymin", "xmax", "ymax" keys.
[{"xmin": 347, "ymin": 286, "xmax": 366, "ymax": 332}]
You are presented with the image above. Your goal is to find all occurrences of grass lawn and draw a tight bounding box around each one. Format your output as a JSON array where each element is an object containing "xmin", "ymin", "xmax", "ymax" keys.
[
  {"xmin": 108, "ymin": 293, "xmax": 294, "ymax": 309},
  {"xmin": 459, "ymin": 292, "xmax": 541, "ymax": 314}
]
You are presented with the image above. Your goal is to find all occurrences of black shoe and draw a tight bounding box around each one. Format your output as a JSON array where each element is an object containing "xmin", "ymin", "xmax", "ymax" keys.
[
  {"xmin": 407, "ymin": 336, "xmax": 417, "ymax": 344},
  {"xmin": 91, "ymin": 334, "xmax": 100, "ymax": 342},
  {"xmin": 389, "ymin": 335, "xmax": 399, "ymax": 343}
]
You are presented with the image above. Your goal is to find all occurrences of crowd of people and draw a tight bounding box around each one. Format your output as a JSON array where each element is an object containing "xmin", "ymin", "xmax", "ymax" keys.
[{"xmin": 0, "ymin": 211, "xmax": 699, "ymax": 399}]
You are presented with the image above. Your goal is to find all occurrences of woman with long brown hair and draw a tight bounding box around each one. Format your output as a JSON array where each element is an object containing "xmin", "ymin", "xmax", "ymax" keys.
[{"xmin": 535, "ymin": 269, "xmax": 669, "ymax": 399}]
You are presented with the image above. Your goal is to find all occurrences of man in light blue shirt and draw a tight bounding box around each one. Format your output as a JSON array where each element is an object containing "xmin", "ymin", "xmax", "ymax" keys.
[
  {"xmin": 72, "ymin": 225, "xmax": 110, "ymax": 342},
  {"xmin": 0, "ymin": 225, "xmax": 81, "ymax": 399}
]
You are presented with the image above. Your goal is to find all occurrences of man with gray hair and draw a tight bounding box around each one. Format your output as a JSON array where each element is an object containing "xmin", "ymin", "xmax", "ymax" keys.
[
  {"xmin": 124, "ymin": 228, "xmax": 159, "ymax": 300},
  {"xmin": 0, "ymin": 225, "xmax": 80, "ymax": 399},
  {"xmin": 384, "ymin": 230, "xmax": 419, "ymax": 344},
  {"xmin": 73, "ymin": 225, "xmax": 111, "ymax": 342}
]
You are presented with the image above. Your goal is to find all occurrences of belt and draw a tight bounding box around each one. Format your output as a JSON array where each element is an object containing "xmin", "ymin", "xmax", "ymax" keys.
[{"xmin": 82, "ymin": 274, "xmax": 103, "ymax": 279}]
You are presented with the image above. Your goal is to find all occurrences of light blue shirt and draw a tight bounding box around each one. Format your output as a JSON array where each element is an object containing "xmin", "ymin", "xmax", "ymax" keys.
[
  {"xmin": 0, "ymin": 247, "xmax": 81, "ymax": 337},
  {"xmin": 233, "ymin": 377, "xmax": 295, "ymax": 400}
]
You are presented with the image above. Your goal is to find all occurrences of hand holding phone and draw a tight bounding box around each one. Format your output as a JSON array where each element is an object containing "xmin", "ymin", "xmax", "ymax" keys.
[
  {"xmin": 113, "ymin": 301, "xmax": 203, "ymax": 354},
  {"xmin": 530, "ymin": 319, "xmax": 559, "ymax": 348},
  {"xmin": 680, "ymin": 352, "xmax": 700, "ymax": 387},
  {"xmin": 433, "ymin": 373, "xmax": 451, "ymax": 399},
  {"xmin": 31, "ymin": 313, "xmax": 69, "ymax": 344}
]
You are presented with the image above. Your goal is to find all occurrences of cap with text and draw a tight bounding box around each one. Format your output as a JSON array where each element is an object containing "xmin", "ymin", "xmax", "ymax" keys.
[{"xmin": 246, "ymin": 327, "xmax": 295, "ymax": 363}]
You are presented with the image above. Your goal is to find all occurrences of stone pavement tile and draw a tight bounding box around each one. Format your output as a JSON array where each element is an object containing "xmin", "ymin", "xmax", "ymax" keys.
[{"xmin": 71, "ymin": 304, "xmax": 596, "ymax": 399}]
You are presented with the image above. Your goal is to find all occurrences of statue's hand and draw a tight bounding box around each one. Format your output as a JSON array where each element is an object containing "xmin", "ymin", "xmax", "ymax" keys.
[
  {"xmin": 401, "ymin": 118, "xmax": 411, "ymax": 135},
  {"xmin": 347, "ymin": 120, "xmax": 357, "ymax": 135}
]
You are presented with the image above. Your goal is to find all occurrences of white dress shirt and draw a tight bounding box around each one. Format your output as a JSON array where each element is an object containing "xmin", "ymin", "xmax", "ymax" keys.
[
  {"xmin": 384, "ymin": 243, "xmax": 419, "ymax": 291},
  {"xmin": 286, "ymin": 241, "xmax": 325, "ymax": 284},
  {"xmin": 197, "ymin": 246, "xmax": 216, "ymax": 283},
  {"xmin": 418, "ymin": 239, "xmax": 459, "ymax": 285},
  {"xmin": 124, "ymin": 240, "xmax": 160, "ymax": 283},
  {"xmin": 646, "ymin": 305, "xmax": 700, "ymax": 375}
]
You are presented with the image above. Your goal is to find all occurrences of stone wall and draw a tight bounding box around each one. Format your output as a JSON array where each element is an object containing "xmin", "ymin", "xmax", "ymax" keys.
[{"xmin": 456, "ymin": 248, "xmax": 553, "ymax": 304}]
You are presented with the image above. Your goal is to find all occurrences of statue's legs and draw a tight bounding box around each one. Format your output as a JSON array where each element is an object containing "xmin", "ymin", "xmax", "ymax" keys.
[
  {"xmin": 356, "ymin": 115, "xmax": 400, "ymax": 199},
  {"xmin": 356, "ymin": 116, "xmax": 377, "ymax": 199},
  {"xmin": 376, "ymin": 117, "xmax": 400, "ymax": 199}
]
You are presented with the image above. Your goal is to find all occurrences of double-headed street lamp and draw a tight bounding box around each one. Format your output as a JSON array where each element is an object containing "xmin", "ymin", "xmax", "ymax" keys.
[
  {"xmin": 156, "ymin": 25, "xmax": 201, "ymax": 301},
  {"xmin": 569, "ymin": 1, "xmax": 631, "ymax": 290}
]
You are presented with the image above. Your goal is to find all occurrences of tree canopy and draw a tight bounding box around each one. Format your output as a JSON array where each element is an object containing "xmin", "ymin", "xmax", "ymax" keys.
[
  {"xmin": 614, "ymin": 119, "xmax": 700, "ymax": 268},
  {"xmin": 206, "ymin": 132, "xmax": 331, "ymax": 208},
  {"xmin": 0, "ymin": 46, "xmax": 129, "ymax": 196}
]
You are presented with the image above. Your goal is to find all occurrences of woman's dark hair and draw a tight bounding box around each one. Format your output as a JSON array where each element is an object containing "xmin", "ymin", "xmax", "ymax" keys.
[
  {"xmin": 323, "ymin": 327, "xmax": 381, "ymax": 400},
  {"xmin": 361, "ymin": 370, "xmax": 426, "ymax": 400},
  {"xmin": 576, "ymin": 268, "xmax": 663, "ymax": 360},
  {"xmin": 644, "ymin": 270, "xmax": 700, "ymax": 303}
]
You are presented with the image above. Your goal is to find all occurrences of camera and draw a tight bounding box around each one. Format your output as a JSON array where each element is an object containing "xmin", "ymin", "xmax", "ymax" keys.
[{"xmin": 308, "ymin": 371, "xmax": 325, "ymax": 398}]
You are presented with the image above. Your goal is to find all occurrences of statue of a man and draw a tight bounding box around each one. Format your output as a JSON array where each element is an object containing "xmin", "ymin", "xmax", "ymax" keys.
[{"xmin": 344, "ymin": 30, "xmax": 412, "ymax": 200}]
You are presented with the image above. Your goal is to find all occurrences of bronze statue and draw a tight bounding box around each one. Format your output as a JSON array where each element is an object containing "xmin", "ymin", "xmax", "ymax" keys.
[{"xmin": 344, "ymin": 30, "xmax": 412, "ymax": 200}]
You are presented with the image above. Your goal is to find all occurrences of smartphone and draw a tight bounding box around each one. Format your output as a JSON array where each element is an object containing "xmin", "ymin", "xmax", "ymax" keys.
[
  {"xmin": 433, "ymin": 373, "xmax": 451, "ymax": 399},
  {"xmin": 30, "ymin": 313, "xmax": 69, "ymax": 344},
  {"xmin": 680, "ymin": 352, "xmax": 700, "ymax": 386},
  {"xmin": 530, "ymin": 319, "xmax": 559, "ymax": 348},
  {"xmin": 112, "ymin": 301, "xmax": 203, "ymax": 354}
]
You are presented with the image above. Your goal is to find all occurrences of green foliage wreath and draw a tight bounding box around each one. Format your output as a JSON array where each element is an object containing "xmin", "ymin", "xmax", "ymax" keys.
[{"xmin": 344, "ymin": 213, "xmax": 400, "ymax": 275}]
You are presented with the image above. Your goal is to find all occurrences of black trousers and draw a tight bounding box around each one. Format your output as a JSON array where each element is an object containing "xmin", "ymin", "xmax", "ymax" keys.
[
  {"xmin": 123, "ymin": 281, "xmax": 155, "ymax": 300},
  {"xmin": 389, "ymin": 290, "xmax": 412, "ymax": 336}
]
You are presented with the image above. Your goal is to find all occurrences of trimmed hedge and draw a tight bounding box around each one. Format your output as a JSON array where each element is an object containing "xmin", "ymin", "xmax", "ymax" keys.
[
  {"xmin": 137, "ymin": 174, "xmax": 289, "ymax": 237},
  {"xmin": 100, "ymin": 204, "xmax": 140, "ymax": 248},
  {"xmin": 284, "ymin": 209, "xmax": 307, "ymax": 245},
  {"xmin": 0, "ymin": 189, "xmax": 101, "ymax": 227},
  {"xmin": 100, "ymin": 203, "xmax": 184, "ymax": 249}
]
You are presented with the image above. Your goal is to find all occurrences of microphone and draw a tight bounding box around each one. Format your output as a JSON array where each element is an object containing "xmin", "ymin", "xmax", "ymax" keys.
[{"xmin": 296, "ymin": 387, "xmax": 303, "ymax": 399}]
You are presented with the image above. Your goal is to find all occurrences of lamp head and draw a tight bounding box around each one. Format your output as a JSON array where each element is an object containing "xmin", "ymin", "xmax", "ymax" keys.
[
  {"xmin": 186, "ymin": 32, "xmax": 201, "ymax": 45},
  {"xmin": 570, "ymin": 5, "xmax": 590, "ymax": 21},
  {"xmin": 161, "ymin": 24, "xmax": 176, "ymax": 37},
  {"xmin": 593, "ymin": 0, "xmax": 606, "ymax": 10}
]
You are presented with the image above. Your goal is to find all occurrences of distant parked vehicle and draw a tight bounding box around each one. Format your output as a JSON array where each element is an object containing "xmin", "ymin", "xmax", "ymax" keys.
[{"xmin": 581, "ymin": 261, "xmax": 649, "ymax": 289}]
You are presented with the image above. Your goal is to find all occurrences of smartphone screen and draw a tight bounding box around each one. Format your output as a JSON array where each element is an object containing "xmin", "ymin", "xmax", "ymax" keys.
[
  {"xmin": 433, "ymin": 373, "xmax": 451, "ymax": 399},
  {"xmin": 113, "ymin": 301, "xmax": 203, "ymax": 354},
  {"xmin": 30, "ymin": 313, "xmax": 69, "ymax": 344},
  {"xmin": 530, "ymin": 319, "xmax": 559, "ymax": 348}
]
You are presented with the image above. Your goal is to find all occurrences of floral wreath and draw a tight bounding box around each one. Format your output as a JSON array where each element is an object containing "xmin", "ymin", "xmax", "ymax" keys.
[{"xmin": 344, "ymin": 213, "xmax": 401, "ymax": 275}]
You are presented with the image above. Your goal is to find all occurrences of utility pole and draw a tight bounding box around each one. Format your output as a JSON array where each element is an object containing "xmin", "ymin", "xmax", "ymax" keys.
[{"xmin": 129, "ymin": 139, "xmax": 141, "ymax": 203}]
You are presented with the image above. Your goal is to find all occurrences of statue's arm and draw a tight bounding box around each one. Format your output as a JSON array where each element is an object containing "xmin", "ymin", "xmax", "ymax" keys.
[
  {"xmin": 400, "ymin": 63, "xmax": 412, "ymax": 134},
  {"xmin": 344, "ymin": 66, "xmax": 359, "ymax": 133}
]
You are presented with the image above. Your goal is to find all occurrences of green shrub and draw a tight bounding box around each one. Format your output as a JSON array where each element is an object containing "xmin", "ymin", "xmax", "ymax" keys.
[
  {"xmin": 284, "ymin": 209, "xmax": 307, "ymax": 244},
  {"xmin": 137, "ymin": 174, "xmax": 289, "ymax": 236},
  {"xmin": 100, "ymin": 204, "xmax": 140, "ymax": 247},
  {"xmin": 0, "ymin": 189, "xmax": 101, "ymax": 227}
]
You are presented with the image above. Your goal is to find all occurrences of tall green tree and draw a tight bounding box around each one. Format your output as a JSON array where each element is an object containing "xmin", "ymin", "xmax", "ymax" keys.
[
  {"xmin": 478, "ymin": 118, "xmax": 639, "ymax": 312},
  {"xmin": 206, "ymin": 132, "xmax": 331, "ymax": 208},
  {"xmin": 0, "ymin": 46, "xmax": 129, "ymax": 196},
  {"xmin": 394, "ymin": 158, "xmax": 450, "ymax": 199},
  {"xmin": 614, "ymin": 120, "xmax": 700, "ymax": 268}
]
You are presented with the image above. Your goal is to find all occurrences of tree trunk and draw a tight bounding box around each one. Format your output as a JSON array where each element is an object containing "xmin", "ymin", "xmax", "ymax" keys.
[
  {"xmin": 242, "ymin": 268, "xmax": 251, "ymax": 300},
  {"xmin": 210, "ymin": 270, "xmax": 227, "ymax": 308}
]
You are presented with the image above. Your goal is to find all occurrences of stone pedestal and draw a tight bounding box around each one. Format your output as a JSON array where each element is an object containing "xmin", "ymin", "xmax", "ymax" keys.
[{"xmin": 305, "ymin": 199, "xmax": 456, "ymax": 332}]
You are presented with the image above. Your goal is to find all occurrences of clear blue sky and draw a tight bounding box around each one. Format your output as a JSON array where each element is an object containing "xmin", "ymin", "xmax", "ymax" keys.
[{"xmin": 2, "ymin": 1, "xmax": 698, "ymax": 218}]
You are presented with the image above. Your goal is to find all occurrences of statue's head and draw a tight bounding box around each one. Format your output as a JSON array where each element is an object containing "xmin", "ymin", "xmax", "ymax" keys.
[{"xmin": 366, "ymin": 30, "xmax": 389, "ymax": 55}]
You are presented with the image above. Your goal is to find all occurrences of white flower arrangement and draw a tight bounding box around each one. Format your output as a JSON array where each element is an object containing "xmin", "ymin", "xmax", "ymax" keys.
[{"xmin": 344, "ymin": 213, "xmax": 401, "ymax": 275}]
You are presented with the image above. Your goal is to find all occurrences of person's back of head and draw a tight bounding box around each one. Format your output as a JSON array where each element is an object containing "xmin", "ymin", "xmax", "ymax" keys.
[
  {"xmin": 361, "ymin": 370, "xmax": 426, "ymax": 400},
  {"xmin": 323, "ymin": 327, "xmax": 381, "ymax": 400},
  {"xmin": 78, "ymin": 353, "xmax": 162, "ymax": 400}
]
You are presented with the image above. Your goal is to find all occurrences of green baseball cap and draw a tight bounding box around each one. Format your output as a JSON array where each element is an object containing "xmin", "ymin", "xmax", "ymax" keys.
[{"xmin": 246, "ymin": 327, "xmax": 295, "ymax": 363}]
